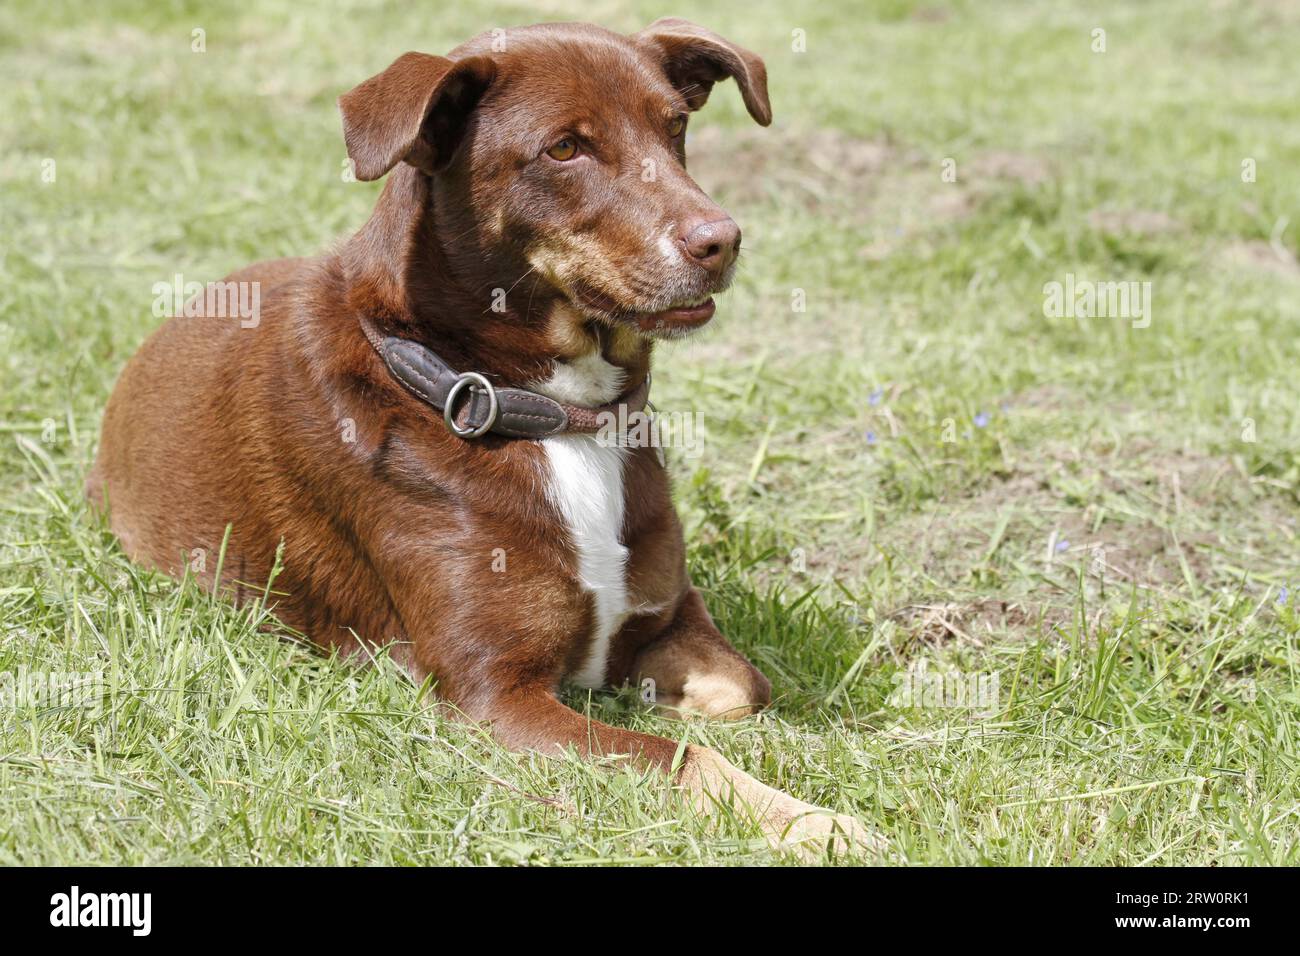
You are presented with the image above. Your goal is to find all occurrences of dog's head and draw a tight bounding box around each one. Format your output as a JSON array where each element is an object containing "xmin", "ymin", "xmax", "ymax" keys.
[{"xmin": 339, "ymin": 20, "xmax": 770, "ymax": 340}]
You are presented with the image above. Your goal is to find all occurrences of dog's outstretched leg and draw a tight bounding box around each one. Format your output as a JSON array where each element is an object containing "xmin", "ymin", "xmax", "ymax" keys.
[{"xmin": 460, "ymin": 685, "xmax": 883, "ymax": 860}]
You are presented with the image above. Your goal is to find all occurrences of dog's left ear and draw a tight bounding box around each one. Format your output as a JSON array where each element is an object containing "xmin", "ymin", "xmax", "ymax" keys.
[
  {"xmin": 338, "ymin": 52, "xmax": 496, "ymax": 181},
  {"xmin": 635, "ymin": 18, "xmax": 771, "ymax": 126}
]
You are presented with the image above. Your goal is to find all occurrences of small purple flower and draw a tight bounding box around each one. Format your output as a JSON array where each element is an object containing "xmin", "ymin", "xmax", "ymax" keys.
[
  {"xmin": 1278, "ymin": 585, "xmax": 1290, "ymax": 606},
  {"xmin": 865, "ymin": 430, "xmax": 878, "ymax": 446},
  {"xmin": 1055, "ymin": 539, "xmax": 1070, "ymax": 552},
  {"xmin": 974, "ymin": 411, "xmax": 990, "ymax": 428},
  {"xmin": 869, "ymin": 388, "xmax": 884, "ymax": 406}
]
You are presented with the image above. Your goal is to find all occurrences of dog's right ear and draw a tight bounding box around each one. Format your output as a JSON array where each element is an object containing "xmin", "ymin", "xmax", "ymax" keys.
[
  {"xmin": 338, "ymin": 52, "xmax": 496, "ymax": 181},
  {"xmin": 636, "ymin": 19, "xmax": 771, "ymax": 126}
]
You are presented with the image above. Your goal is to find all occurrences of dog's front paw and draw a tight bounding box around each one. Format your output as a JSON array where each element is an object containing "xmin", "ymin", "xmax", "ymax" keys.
[
  {"xmin": 642, "ymin": 669, "xmax": 772, "ymax": 721},
  {"xmin": 680, "ymin": 746, "xmax": 890, "ymax": 862},
  {"xmin": 773, "ymin": 805, "xmax": 891, "ymax": 862}
]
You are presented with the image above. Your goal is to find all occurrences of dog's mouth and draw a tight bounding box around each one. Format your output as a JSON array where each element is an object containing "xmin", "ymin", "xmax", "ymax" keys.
[{"xmin": 570, "ymin": 286, "xmax": 717, "ymax": 338}]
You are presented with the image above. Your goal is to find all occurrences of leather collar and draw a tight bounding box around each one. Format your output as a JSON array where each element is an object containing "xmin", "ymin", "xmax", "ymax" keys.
[{"xmin": 359, "ymin": 317, "xmax": 650, "ymax": 439}]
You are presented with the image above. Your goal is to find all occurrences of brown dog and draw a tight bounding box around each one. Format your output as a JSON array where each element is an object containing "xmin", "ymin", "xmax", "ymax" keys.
[{"xmin": 88, "ymin": 19, "xmax": 872, "ymax": 855}]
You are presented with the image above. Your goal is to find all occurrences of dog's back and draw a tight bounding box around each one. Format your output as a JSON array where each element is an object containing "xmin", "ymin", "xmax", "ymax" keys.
[{"xmin": 88, "ymin": 256, "xmax": 368, "ymax": 638}]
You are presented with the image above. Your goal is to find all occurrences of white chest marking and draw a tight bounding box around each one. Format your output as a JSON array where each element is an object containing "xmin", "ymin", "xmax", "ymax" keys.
[
  {"xmin": 540, "ymin": 349, "xmax": 628, "ymax": 407},
  {"xmin": 533, "ymin": 350, "xmax": 631, "ymax": 689},
  {"xmin": 541, "ymin": 434, "xmax": 630, "ymax": 687}
]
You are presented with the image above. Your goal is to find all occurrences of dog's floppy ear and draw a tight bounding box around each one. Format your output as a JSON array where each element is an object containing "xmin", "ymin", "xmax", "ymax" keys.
[
  {"xmin": 636, "ymin": 18, "xmax": 771, "ymax": 126},
  {"xmin": 338, "ymin": 52, "xmax": 496, "ymax": 181}
]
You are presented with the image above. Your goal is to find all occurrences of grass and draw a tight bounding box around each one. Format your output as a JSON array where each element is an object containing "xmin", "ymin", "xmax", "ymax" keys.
[{"xmin": 1, "ymin": 0, "xmax": 1298, "ymax": 865}]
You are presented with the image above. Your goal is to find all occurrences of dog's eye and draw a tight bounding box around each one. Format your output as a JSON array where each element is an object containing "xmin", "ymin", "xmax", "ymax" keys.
[
  {"xmin": 667, "ymin": 115, "xmax": 687, "ymax": 138},
  {"xmin": 546, "ymin": 137, "xmax": 579, "ymax": 161}
]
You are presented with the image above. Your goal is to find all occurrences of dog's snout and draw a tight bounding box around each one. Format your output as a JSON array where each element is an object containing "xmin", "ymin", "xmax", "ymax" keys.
[{"xmin": 680, "ymin": 217, "xmax": 741, "ymax": 272}]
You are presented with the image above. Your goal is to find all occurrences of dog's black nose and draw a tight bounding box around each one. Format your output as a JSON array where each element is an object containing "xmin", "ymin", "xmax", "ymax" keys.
[{"xmin": 681, "ymin": 217, "xmax": 741, "ymax": 273}]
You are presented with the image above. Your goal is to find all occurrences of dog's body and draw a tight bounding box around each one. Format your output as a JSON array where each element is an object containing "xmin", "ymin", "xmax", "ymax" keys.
[{"xmin": 89, "ymin": 20, "xmax": 870, "ymax": 854}]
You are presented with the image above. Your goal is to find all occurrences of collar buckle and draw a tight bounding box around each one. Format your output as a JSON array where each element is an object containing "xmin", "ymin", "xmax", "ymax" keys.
[{"xmin": 444, "ymin": 371, "xmax": 498, "ymax": 439}]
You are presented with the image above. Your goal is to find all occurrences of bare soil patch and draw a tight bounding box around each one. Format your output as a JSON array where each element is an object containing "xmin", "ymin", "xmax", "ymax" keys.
[
  {"xmin": 1088, "ymin": 209, "xmax": 1181, "ymax": 236},
  {"xmin": 689, "ymin": 126, "xmax": 1052, "ymax": 246},
  {"xmin": 1219, "ymin": 239, "xmax": 1300, "ymax": 278}
]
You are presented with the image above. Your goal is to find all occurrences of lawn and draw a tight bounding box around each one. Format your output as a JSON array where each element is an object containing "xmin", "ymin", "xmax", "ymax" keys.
[{"xmin": 1, "ymin": 0, "xmax": 1297, "ymax": 865}]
